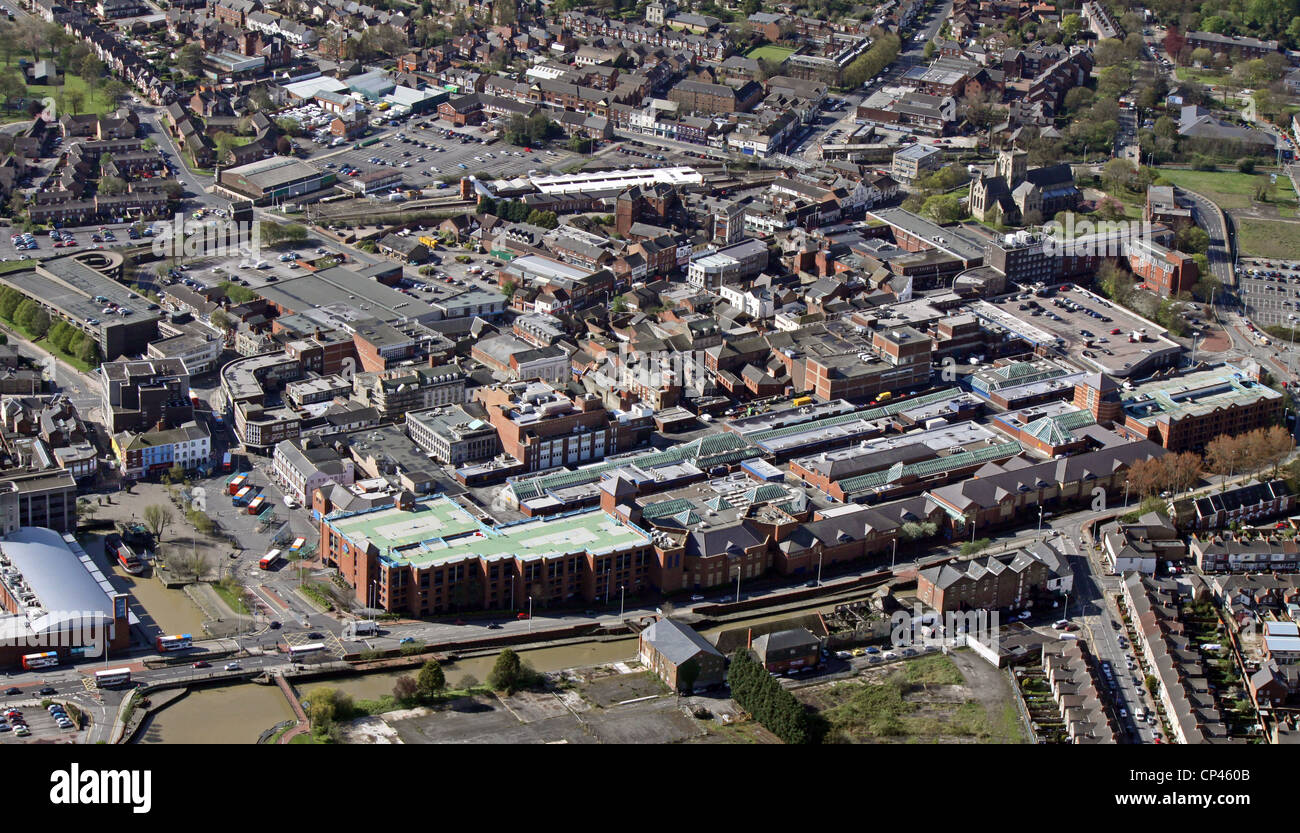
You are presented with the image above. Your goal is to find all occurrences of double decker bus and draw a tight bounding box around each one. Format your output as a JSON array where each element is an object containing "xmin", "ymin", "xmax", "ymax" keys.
[
  {"xmin": 258, "ymin": 549, "xmax": 282, "ymax": 570},
  {"xmin": 156, "ymin": 634, "xmax": 193, "ymax": 652},
  {"xmin": 227, "ymin": 474, "xmax": 248, "ymax": 496},
  {"xmin": 288, "ymin": 643, "xmax": 326, "ymax": 662},
  {"xmin": 221, "ymin": 451, "xmax": 232, "ymax": 472},
  {"xmin": 21, "ymin": 651, "xmax": 58, "ymax": 670},
  {"xmin": 94, "ymin": 668, "xmax": 132, "ymax": 688},
  {"xmin": 246, "ymin": 495, "xmax": 265, "ymax": 515},
  {"xmin": 232, "ymin": 486, "xmax": 253, "ymax": 506}
]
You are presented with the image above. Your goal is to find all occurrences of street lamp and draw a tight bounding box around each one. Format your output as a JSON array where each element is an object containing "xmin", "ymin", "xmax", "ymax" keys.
[
  {"xmin": 891, "ymin": 536, "xmax": 898, "ymax": 568},
  {"xmin": 1037, "ymin": 506, "xmax": 1044, "ymax": 534},
  {"xmin": 732, "ymin": 565, "xmax": 742, "ymax": 603},
  {"xmin": 816, "ymin": 551, "xmax": 823, "ymax": 586},
  {"xmin": 619, "ymin": 584, "xmax": 625, "ymax": 619},
  {"xmin": 527, "ymin": 595, "xmax": 533, "ymax": 633}
]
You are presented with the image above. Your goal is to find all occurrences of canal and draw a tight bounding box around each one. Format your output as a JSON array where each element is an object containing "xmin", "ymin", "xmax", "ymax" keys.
[{"xmin": 139, "ymin": 605, "xmax": 836, "ymax": 743}]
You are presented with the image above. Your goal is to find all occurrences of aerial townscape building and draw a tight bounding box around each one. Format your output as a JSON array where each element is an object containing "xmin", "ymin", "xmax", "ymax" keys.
[{"xmin": 4, "ymin": 0, "xmax": 1300, "ymax": 767}]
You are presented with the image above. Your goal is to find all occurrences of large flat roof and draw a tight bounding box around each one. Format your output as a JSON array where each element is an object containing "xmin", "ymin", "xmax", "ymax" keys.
[
  {"xmin": 17, "ymin": 256, "xmax": 159, "ymax": 330},
  {"xmin": 328, "ymin": 496, "xmax": 650, "ymax": 567},
  {"xmin": 969, "ymin": 287, "xmax": 1182, "ymax": 377},
  {"xmin": 260, "ymin": 266, "xmax": 443, "ymax": 324},
  {"xmin": 1122, "ymin": 365, "xmax": 1283, "ymax": 425},
  {"xmin": 530, "ymin": 166, "xmax": 702, "ymax": 195},
  {"xmin": 0, "ymin": 529, "xmax": 120, "ymax": 628}
]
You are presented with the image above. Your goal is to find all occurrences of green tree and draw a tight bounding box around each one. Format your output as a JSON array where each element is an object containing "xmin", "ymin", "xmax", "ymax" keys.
[
  {"xmin": 487, "ymin": 648, "xmax": 524, "ymax": 693},
  {"xmin": 0, "ymin": 289, "xmax": 19, "ymax": 322},
  {"xmin": 27, "ymin": 307, "xmax": 49, "ymax": 339},
  {"xmin": 14, "ymin": 299, "xmax": 36, "ymax": 331},
  {"xmin": 921, "ymin": 194, "xmax": 964, "ymax": 224},
  {"xmin": 177, "ymin": 43, "xmax": 205, "ymax": 76},
  {"xmin": 98, "ymin": 175, "xmax": 127, "ymax": 196},
  {"xmin": 1176, "ymin": 225, "xmax": 1210, "ymax": 255},
  {"xmin": 417, "ymin": 659, "xmax": 446, "ymax": 696}
]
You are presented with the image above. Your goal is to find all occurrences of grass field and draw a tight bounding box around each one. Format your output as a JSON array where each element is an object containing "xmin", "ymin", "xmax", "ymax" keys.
[
  {"xmin": 746, "ymin": 44, "xmax": 797, "ymax": 63},
  {"xmin": 1157, "ymin": 168, "xmax": 1299, "ymax": 214},
  {"xmin": 797, "ymin": 653, "xmax": 1026, "ymax": 744},
  {"xmin": 2, "ymin": 58, "xmax": 120, "ymax": 118},
  {"xmin": 1175, "ymin": 66, "xmax": 1232, "ymax": 87},
  {"xmin": 1235, "ymin": 218, "xmax": 1300, "ymax": 259}
]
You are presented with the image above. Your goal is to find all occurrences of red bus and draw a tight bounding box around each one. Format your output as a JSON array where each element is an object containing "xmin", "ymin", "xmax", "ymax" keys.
[
  {"xmin": 259, "ymin": 549, "xmax": 282, "ymax": 570},
  {"xmin": 21, "ymin": 652, "xmax": 58, "ymax": 670},
  {"xmin": 246, "ymin": 495, "xmax": 265, "ymax": 515},
  {"xmin": 227, "ymin": 474, "xmax": 247, "ymax": 496},
  {"xmin": 156, "ymin": 634, "xmax": 193, "ymax": 652}
]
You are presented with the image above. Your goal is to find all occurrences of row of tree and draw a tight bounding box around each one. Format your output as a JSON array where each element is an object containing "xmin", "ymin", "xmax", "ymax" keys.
[
  {"xmin": 726, "ymin": 648, "xmax": 813, "ymax": 744},
  {"xmin": 1206, "ymin": 425, "xmax": 1295, "ymax": 482},
  {"xmin": 1125, "ymin": 452, "xmax": 1204, "ymax": 499},
  {"xmin": 0, "ymin": 288, "xmax": 101, "ymax": 366},
  {"xmin": 842, "ymin": 31, "xmax": 900, "ymax": 90},
  {"xmin": 476, "ymin": 196, "xmax": 558, "ymax": 228}
]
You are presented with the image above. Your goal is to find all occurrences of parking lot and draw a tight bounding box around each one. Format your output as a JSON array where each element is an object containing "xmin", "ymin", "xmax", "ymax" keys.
[
  {"xmin": 1237, "ymin": 257, "xmax": 1300, "ymax": 330},
  {"xmin": 0, "ymin": 701, "xmax": 85, "ymax": 743},
  {"xmin": 0, "ymin": 220, "xmax": 161, "ymax": 263},
  {"xmin": 974, "ymin": 285, "xmax": 1183, "ymax": 376},
  {"xmin": 299, "ymin": 115, "xmax": 586, "ymax": 192}
]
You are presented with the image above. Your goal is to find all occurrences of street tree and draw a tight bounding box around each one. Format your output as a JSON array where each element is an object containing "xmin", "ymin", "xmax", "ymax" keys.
[{"xmin": 143, "ymin": 504, "xmax": 175, "ymax": 541}]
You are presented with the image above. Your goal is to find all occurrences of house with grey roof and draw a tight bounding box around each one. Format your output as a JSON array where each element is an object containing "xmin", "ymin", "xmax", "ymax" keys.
[{"xmin": 638, "ymin": 616, "xmax": 725, "ymax": 691}]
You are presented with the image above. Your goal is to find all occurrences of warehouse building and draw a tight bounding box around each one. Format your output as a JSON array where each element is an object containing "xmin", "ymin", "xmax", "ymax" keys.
[{"xmin": 218, "ymin": 156, "xmax": 336, "ymax": 201}]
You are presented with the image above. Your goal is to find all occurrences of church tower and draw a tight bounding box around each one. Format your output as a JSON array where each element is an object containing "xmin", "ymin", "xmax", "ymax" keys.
[{"xmin": 996, "ymin": 148, "xmax": 1028, "ymax": 188}]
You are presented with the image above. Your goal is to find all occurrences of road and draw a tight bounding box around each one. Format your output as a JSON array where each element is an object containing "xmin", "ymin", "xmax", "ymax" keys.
[{"xmin": 1051, "ymin": 514, "xmax": 1157, "ymax": 743}]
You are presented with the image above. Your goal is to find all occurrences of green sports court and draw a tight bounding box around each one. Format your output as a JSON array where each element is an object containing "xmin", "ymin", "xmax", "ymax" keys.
[{"xmin": 327, "ymin": 497, "xmax": 651, "ymax": 567}]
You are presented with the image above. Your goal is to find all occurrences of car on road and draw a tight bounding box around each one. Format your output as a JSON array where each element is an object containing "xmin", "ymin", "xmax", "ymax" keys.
[
  {"xmin": 398, "ymin": 637, "xmax": 416, "ymax": 644},
  {"xmin": 38, "ymin": 686, "xmax": 56, "ymax": 695},
  {"xmin": 516, "ymin": 612, "xmax": 531, "ymax": 620},
  {"xmin": 223, "ymin": 662, "xmax": 241, "ymax": 671},
  {"xmin": 487, "ymin": 623, "xmax": 502, "ymax": 629},
  {"xmin": 192, "ymin": 661, "xmax": 210, "ymax": 668},
  {"xmin": 3, "ymin": 687, "xmax": 17, "ymax": 696}
]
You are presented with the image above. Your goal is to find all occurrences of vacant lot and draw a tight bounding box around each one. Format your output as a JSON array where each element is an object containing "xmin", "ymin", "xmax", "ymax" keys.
[
  {"xmin": 1157, "ymin": 168, "xmax": 1299, "ymax": 215},
  {"xmin": 795, "ymin": 652, "xmax": 1026, "ymax": 744},
  {"xmin": 1236, "ymin": 218, "xmax": 1300, "ymax": 259},
  {"xmin": 349, "ymin": 666, "xmax": 710, "ymax": 743}
]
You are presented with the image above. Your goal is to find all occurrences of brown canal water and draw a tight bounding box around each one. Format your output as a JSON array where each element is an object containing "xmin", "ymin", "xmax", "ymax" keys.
[
  {"xmin": 136, "ymin": 682, "xmax": 296, "ymax": 744},
  {"xmin": 140, "ymin": 604, "xmax": 838, "ymax": 743},
  {"xmin": 88, "ymin": 534, "xmax": 207, "ymax": 636}
]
